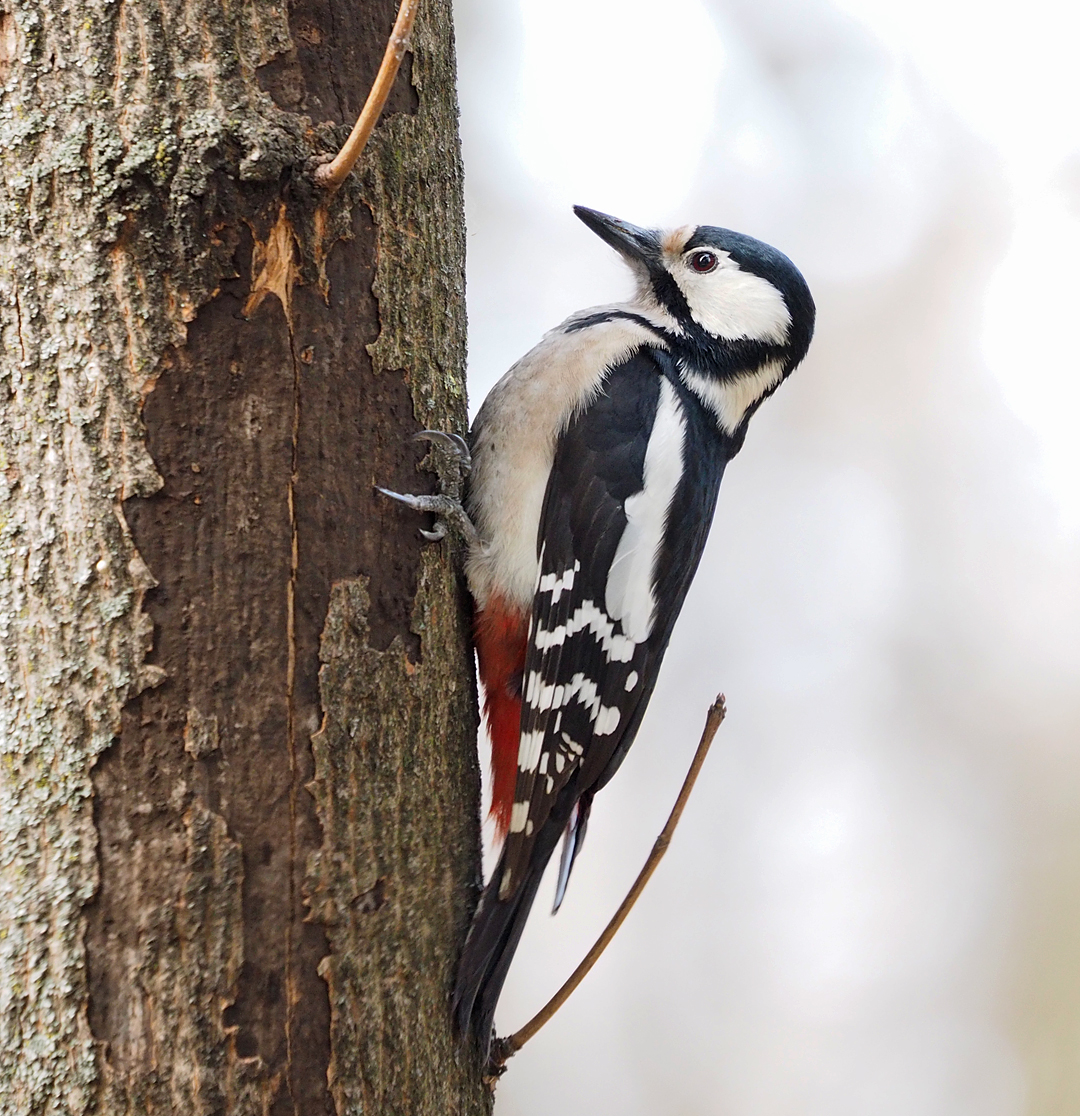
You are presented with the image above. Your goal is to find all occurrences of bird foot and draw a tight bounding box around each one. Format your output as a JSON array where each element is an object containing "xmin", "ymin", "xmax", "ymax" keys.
[
  {"xmin": 376, "ymin": 488, "xmax": 479, "ymax": 544},
  {"xmin": 377, "ymin": 430, "xmax": 479, "ymax": 545}
]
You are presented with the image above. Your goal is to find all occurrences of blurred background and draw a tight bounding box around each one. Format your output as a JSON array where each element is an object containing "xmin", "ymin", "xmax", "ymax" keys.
[{"xmin": 450, "ymin": 0, "xmax": 1080, "ymax": 1110}]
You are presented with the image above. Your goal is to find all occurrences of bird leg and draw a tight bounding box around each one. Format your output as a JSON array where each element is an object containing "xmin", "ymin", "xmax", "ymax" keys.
[{"xmin": 377, "ymin": 430, "xmax": 480, "ymax": 545}]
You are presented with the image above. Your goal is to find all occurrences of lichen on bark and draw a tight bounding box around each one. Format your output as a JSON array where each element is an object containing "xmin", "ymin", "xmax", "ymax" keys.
[{"xmin": 309, "ymin": 568, "xmax": 481, "ymax": 1113}]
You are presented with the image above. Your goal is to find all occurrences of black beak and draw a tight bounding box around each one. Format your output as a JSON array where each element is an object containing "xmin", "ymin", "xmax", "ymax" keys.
[{"xmin": 573, "ymin": 206, "xmax": 659, "ymax": 265}]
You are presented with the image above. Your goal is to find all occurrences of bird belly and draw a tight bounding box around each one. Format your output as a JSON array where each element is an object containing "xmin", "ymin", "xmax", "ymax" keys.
[{"xmin": 465, "ymin": 308, "xmax": 666, "ymax": 611}]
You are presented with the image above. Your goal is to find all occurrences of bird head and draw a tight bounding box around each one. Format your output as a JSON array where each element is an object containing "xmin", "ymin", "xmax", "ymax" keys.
[
  {"xmin": 574, "ymin": 205, "xmax": 815, "ymax": 434},
  {"xmin": 574, "ymin": 205, "xmax": 813, "ymax": 352}
]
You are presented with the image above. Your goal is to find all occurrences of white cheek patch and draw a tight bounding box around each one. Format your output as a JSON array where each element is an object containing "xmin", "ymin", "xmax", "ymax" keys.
[
  {"xmin": 682, "ymin": 359, "xmax": 786, "ymax": 436},
  {"xmin": 673, "ymin": 265, "xmax": 791, "ymax": 344},
  {"xmin": 605, "ymin": 378, "xmax": 686, "ymax": 643}
]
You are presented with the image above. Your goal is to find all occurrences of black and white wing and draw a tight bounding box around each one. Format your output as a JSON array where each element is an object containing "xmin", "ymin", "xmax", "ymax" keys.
[
  {"xmin": 453, "ymin": 343, "xmax": 734, "ymax": 1043},
  {"xmin": 496, "ymin": 346, "xmax": 728, "ymax": 901}
]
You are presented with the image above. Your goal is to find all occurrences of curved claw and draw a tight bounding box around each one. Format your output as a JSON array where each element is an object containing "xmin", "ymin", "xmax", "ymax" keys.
[
  {"xmin": 413, "ymin": 429, "xmax": 472, "ymax": 474},
  {"xmin": 376, "ymin": 486, "xmax": 427, "ymax": 510},
  {"xmin": 375, "ymin": 486, "xmax": 480, "ymax": 547}
]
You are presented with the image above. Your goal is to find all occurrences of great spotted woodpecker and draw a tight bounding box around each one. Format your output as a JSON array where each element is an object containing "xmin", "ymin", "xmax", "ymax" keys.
[{"xmin": 382, "ymin": 206, "xmax": 814, "ymax": 1052}]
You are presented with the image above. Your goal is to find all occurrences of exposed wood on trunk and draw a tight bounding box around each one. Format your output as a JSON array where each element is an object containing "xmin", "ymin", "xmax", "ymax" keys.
[{"xmin": 0, "ymin": 0, "xmax": 487, "ymax": 1111}]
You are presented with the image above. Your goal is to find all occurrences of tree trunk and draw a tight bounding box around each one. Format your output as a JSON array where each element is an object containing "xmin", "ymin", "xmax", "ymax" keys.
[{"xmin": 0, "ymin": 0, "xmax": 488, "ymax": 1111}]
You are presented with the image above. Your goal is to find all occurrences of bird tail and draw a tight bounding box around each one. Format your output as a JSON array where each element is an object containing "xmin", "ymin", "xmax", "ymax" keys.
[
  {"xmin": 452, "ymin": 804, "xmax": 568, "ymax": 1055},
  {"xmin": 552, "ymin": 790, "xmax": 594, "ymax": 913}
]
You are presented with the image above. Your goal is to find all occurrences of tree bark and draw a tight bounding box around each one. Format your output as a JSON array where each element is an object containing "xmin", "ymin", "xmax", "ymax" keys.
[{"xmin": 0, "ymin": 0, "xmax": 487, "ymax": 1111}]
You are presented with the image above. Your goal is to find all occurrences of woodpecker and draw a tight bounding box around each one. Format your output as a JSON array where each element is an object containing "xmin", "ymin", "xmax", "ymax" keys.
[{"xmin": 381, "ymin": 206, "xmax": 814, "ymax": 1054}]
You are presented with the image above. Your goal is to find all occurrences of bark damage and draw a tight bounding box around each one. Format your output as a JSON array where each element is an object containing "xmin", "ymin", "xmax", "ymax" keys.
[{"xmin": 0, "ymin": 0, "xmax": 485, "ymax": 1112}]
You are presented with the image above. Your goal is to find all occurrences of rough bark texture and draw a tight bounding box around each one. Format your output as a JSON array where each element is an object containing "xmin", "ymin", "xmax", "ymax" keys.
[{"xmin": 0, "ymin": 0, "xmax": 487, "ymax": 1112}]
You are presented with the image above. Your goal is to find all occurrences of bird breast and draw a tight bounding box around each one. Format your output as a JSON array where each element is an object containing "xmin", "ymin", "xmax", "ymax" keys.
[{"xmin": 465, "ymin": 308, "xmax": 668, "ymax": 611}]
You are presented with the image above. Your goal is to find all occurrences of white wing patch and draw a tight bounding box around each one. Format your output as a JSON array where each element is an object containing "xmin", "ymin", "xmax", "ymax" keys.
[
  {"xmin": 533, "ymin": 599, "xmax": 637, "ymax": 662},
  {"xmin": 605, "ymin": 378, "xmax": 686, "ymax": 643},
  {"xmin": 538, "ymin": 561, "xmax": 580, "ymax": 603},
  {"xmin": 509, "ymin": 801, "xmax": 530, "ymax": 834},
  {"xmin": 517, "ymin": 729, "xmax": 545, "ymax": 772},
  {"xmin": 681, "ymin": 359, "xmax": 785, "ymax": 436},
  {"xmin": 521, "ymin": 669, "xmax": 622, "ymax": 735}
]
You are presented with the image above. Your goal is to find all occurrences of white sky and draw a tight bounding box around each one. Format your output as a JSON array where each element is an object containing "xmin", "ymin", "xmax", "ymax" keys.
[
  {"xmin": 504, "ymin": 0, "xmax": 1080, "ymax": 527},
  {"xmin": 830, "ymin": 0, "xmax": 1080, "ymax": 525},
  {"xmin": 453, "ymin": 0, "xmax": 1080, "ymax": 1111},
  {"xmin": 516, "ymin": 0, "xmax": 726, "ymax": 216}
]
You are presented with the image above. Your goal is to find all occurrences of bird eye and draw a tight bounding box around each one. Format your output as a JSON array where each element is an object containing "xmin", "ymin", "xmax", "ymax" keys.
[{"xmin": 689, "ymin": 251, "xmax": 718, "ymax": 273}]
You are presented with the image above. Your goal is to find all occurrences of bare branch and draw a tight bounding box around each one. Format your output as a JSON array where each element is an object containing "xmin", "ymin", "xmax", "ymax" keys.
[
  {"xmin": 487, "ymin": 693, "xmax": 728, "ymax": 1078},
  {"xmin": 313, "ymin": 0, "xmax": 421, "ymax": 192}
]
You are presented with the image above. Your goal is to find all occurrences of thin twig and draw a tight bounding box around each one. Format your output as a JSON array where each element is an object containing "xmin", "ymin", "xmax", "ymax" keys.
[
  {"xmin": 313, "ymin": 0, "xmax": 421, "ymax": 191},
  {"xmin": 487, "ymin": 694, "xmax": 727, "ymax": 1075}
]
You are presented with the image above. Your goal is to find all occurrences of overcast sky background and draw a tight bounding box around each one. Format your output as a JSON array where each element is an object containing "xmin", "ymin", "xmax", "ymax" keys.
[{"xmin": 449, "ymin": 0, "xmax": 1080, "ymax": 1111}]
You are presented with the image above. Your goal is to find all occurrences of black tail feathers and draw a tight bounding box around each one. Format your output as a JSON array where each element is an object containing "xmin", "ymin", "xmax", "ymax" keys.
[
  {"xmin": 452, "ymin": 802, "xmax": 572, "ymax": 1057},
  {"xmin": 452, "ymin": 855, "xmax": 545, "ymax": 1055}
]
